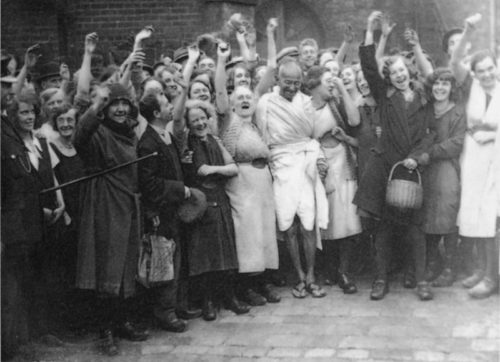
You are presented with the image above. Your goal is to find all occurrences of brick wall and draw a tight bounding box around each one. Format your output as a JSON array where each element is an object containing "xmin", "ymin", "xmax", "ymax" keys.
[
  {"xmin": 1, "ymin": 0, "xmax": 498, "ymax": 72},
  {"xmin": 1, "ymin": 0, "xmax": 60, "ymax": 63},
  {"xmin": 66, "ymin": 0, "xmax": 206, "ymax": 68}
]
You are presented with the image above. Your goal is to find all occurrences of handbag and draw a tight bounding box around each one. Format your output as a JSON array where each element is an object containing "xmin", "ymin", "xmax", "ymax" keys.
[{"xmin": 137, "ymin": 228, "xmax": 176, "ymax": 288}]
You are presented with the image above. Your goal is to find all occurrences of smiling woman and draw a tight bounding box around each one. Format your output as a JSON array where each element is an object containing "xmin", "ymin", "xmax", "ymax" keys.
[
  {"xmin": 73, "ymin": 83, "xmax": 148, "ymax": 352},
  {"xmin": 420, "ymin": 68, "xmax": 465, "ymax": 288},
  {"xmin": 353, "ymin": 11, "xmax": 436, "ymax": 302},
  {"xmin": 2, "ymin": 91, "xmax": 64, "ymax": 358},
  {"xmin": 180, "ymin": 100, "xmax": 247, "ymax": 322}
]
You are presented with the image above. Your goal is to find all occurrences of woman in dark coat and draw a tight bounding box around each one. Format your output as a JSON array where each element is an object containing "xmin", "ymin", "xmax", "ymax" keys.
[
  {"xmin": 73, "ymin": 84, "xmax": 148, "ymax": 355},
  {"xmin": 353, "ymin": 11, "xmax": 435, "ymax": 301},
  {"xmin": 181, "ymin": 99, "xmax": 250, "ymax": 321},
  {"xmin": 420, "ymin": 69, "xmax": 466, "ymax": 287},
  {"xmin": 1, "ymin": 91, "xmax": 63, "ymax": 359}
]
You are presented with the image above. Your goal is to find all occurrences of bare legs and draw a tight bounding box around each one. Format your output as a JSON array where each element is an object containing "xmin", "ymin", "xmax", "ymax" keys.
[{"xmin": 284, "ymin": 218, "xmax": 325, "ymax": 297}]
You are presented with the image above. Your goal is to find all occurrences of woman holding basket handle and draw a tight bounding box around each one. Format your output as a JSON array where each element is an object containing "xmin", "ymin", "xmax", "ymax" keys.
[{"xmin": 353, "ymin": 11, "xmax": 436, "ymax": 301}]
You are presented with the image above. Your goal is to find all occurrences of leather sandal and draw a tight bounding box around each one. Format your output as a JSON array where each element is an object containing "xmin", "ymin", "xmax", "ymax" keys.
[
  {"xmin": 292, "ymin": 281, "xmax": 307, "ymax": 298},
  {"xmin": 305, "ymin": 283, "xmax": 326, "ymax": 298}
]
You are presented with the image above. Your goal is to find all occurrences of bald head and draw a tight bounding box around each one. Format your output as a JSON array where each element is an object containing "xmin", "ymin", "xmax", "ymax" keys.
[
  {"xmin": 278, "ymin": 59, "xmax": 303, "ymax": 80},
  {"xmin": 278, "ymin": 59, "xmax": 303, "ymax": 101}
]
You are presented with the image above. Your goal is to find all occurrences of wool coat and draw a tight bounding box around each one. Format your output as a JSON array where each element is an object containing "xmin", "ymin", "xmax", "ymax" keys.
[
  {"xmin": 353, "ymin": 44, "xmax": 435, "ymax": 223},
  {"xmin": 73, "ymin": 107, "xmax": 140, "ymax": 298}
]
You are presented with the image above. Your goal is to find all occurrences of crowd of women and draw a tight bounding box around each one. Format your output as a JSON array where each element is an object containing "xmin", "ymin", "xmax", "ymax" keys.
[{"xmin": 1, "ymin": 9, "xmax": 499, "ymax": 358}]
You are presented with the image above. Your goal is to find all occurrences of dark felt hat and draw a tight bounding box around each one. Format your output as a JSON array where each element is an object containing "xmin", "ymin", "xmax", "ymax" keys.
[
  {"xmin": 173, "ymin": 47, "xmax": 189, "ymax": 64},
  {"xmin": 142, "ymin": 64, "xmax": 154, "ymax": 76},
  {"xmin": 442, "ymin": 28, "xmax": 464, "ymax": 53},
  {"xmin": 177, "ymin": 188, "xmax": 207, "ymax": 223},
  {"xmin": 36, "ymin": 61, "xmax": 60, "ymax": 83},
  {"xmin": 105, "ymin": 83, "xmax": 139, "ymax": 118}
]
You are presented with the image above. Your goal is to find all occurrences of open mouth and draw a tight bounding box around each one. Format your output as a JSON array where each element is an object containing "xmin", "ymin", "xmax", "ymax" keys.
[
  {"xmin": 241, "ymin": 102, "xmax": 250, "ymax": 110},
  {"xmin": 195, "ymin": 124, "xmax": 207, "ymax": 131},
  {"xmin": 199, "ymin": 95, "xmax": 209, "ymax": 101}
]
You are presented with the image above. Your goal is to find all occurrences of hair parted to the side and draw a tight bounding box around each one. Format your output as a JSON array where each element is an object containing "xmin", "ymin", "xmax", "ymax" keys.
[
  {"xmin": 7, "ymin": 89, "xmax": 40, "ymax": 123},
  {"xmin": 51, "ymin": 103, "xmax": 79, "ymax": 131},
  {"xmin": 470, "ymin": 49, "xmax": 497, "ymax": 72},
  {"xmin": 183, "ymin": 99, "xmax": 216, "ymax": 127},
  {"xmin": 188, "ymin": 78, "xmax": 215, "ymax": 104},
  {"xmin": 139, "ymin": 93, "xmax": 162, "ymax": 123},
  {"xmin": 425, "ymin": 67, "xmax": 458, "ymax": 102},
  {"xmin": 299, "ymin": 38, "xmax": 319, "ymax": 52},
  {"xmin": 226, "ymin": 63, "xmax": 252, "ymax": 92},
  {"xmin": 382, "ymin": 54, "xmax": 408, "ymax": 85},
  {"xmin": 304, "ymin": 65, "xmax": 329, "ymax": 91}
]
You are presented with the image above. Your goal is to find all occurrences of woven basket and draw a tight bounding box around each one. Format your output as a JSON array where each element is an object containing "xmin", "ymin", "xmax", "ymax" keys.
[{"xmin": 385, "ymin": 161, "xmax": 423, "ymax": 210}]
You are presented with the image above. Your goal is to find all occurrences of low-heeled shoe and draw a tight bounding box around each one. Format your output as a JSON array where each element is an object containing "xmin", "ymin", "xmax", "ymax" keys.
[
  {"xmin": 370, "ymin": 279, "xmax": 388, "ymax": 300},
  {"xmin": 115, "ymin": 322, "xmax": 149, "ymax": 341}
]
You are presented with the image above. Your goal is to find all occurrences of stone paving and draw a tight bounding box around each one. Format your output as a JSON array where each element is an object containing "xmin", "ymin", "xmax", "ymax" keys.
[{"xmin": 15, "ymin": 276, "xmax": 500, "ymax": 362}]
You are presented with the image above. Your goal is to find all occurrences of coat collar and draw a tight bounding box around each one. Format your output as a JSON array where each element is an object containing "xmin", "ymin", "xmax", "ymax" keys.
[{"xmin": 386, "ymin": 80, "xmax": 428, "ymax": 106}]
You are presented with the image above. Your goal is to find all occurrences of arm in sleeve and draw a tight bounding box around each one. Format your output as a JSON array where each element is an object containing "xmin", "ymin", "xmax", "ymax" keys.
[
  {"xmin": 137, "ymin": 143, "xmax": 186, "ymax": 208},
  {"xmin": 359, "ymin": 43, "xmax": 386, "ymax": 102},
  {"xmin": 429, "ymin": 111, "xmax": 466, "ymax": 160},
  {"xmin": 73, "ymin": 106, "xmax": 101, "ymax": 157}
]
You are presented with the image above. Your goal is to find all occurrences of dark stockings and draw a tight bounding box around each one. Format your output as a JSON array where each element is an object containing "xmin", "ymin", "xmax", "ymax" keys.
[{"xmin": 373, "ymin": 222, "xmax": 426, "ymax": 283}]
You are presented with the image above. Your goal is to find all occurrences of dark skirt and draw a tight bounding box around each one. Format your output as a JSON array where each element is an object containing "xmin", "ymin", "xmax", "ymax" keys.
[{"xmin": 186, "ymin": 185, "xmax": 239, "ymax": 276}]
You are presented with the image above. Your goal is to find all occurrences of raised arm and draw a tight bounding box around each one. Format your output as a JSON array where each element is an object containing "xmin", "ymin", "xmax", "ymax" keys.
[
  {"xmin": 172, "ymin": 77, "xmax": 189, "ymax": 139},
  {"xmin": 59, "ymin": 63, "xmax": 71, "ymax": 96},
  {"xmin": 235, "ymin": 30, "xmax": 251, "ymax": 62},
  {"xmin": 182, "ymin": 44, "xmax": 200, "ymax": 83},
  {"xmin": 254, "ymin": 18, "xmax": 278, "ymax": 98},
  {"xmin": 122, "ymin": 26, "xmax": 153, "ymax": 91},
  {"xmin": 335, "ymin": 24, "xmax": 355, "ymax": 68},
  {"xmin": 451, "ymin": 14, "xmax": 481, "ymax": 84},
  {"xmin": 76, "ymin": 33, "xmax": 98, "ymax": 100},
  {"xmin": 376, "ymin": 15, "xmax": 396, "ymax": 77},
  {"xmin": 13, "ymin": 44, "xmax": 40, "ymax": 96},
  {"xmin": 331, "ymin": 76, "xmax": 360, "ymax": 126},
  {"xmin": 133, "ymin": 25, "xmax": 154, "ymax": 53},
  {"xmin": 360, "ymin": 11, "xmax": 386, "ymax": 101},
  {"xmin": 404, "ymin": 28, "xmax": 433, "ymax": 78},
  {"xmin": 73, "ymin": 86, "xmax": 109, "ymax": 153},
  {"xmin": 119, "ymin": 49, "xmax": 146, "ymax": 90},
  {"xmin": 214, "ymin": 41, "xmax": 231, "ymax": 114}
]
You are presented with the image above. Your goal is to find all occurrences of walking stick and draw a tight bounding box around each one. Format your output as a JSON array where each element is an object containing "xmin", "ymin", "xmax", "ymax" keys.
[{"xmin": 40, "ymin": 152, "xmax": 158, "ymax": 194}]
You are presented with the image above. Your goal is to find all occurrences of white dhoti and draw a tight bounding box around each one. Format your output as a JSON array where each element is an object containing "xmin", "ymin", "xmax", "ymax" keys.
[{"xmin": 269, "ymin": 139, "xmax": 329, "ymax": 238}]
